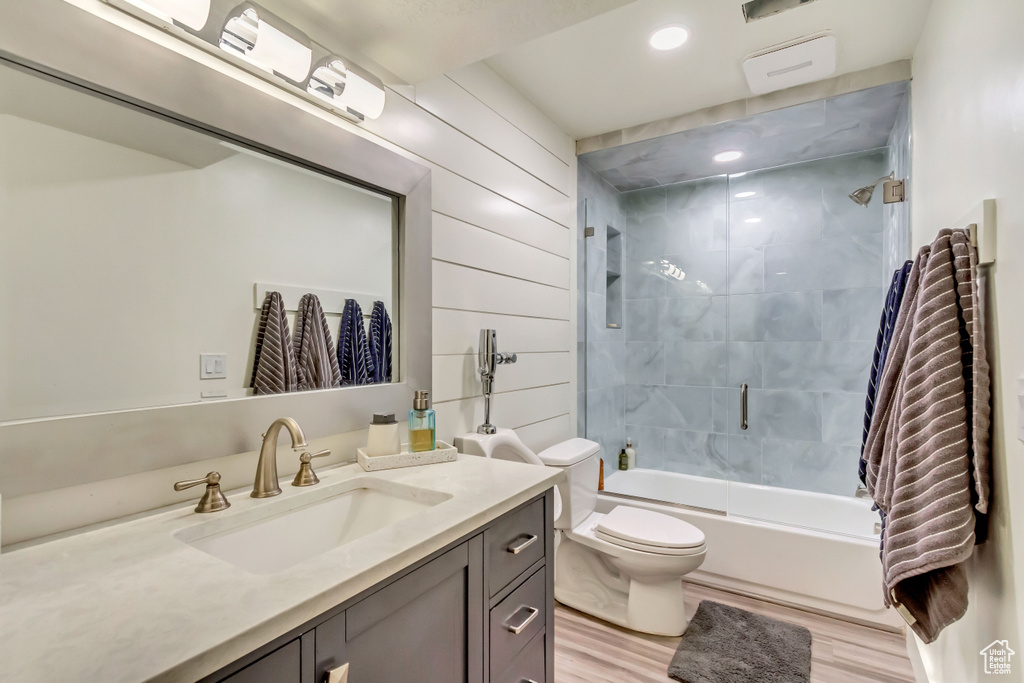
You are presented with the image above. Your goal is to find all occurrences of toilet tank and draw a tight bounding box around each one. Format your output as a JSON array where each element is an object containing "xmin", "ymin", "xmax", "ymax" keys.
[{"xmin": 537, "ymin": 439, "xmax": 601, "ymax": 530}]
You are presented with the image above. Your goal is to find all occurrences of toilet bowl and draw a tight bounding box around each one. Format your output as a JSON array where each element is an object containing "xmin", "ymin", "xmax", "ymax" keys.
[{"xmin": 455, "ymin": 429, "xmax": 706, "ymax": 636}]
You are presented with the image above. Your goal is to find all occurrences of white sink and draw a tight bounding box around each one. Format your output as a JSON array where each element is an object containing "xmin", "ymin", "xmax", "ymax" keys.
[{"xmin": 174, "ymin": 477, "xmax": 451, "ymax": 575}]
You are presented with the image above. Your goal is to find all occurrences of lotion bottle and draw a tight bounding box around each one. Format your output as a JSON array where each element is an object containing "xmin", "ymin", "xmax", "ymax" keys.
[
  {"xmin": 408, "ymin": 390, "xmax": 436, "ymax": 452},
  {"xmin": 366, "ymin": 413, "xmax": 401, "ymax": 456},
  {"xmin": 625, "ymin": 438, "xmax": 636, "ymax": 469}
]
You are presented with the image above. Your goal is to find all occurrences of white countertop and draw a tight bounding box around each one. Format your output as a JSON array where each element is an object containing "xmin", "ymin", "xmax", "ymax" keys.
[{"xmin": 0, "ymin": 455, "xmax": 561, "ymax": 682}]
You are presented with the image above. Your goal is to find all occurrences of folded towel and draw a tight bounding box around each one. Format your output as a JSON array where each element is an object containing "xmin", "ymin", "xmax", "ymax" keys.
[
  {"xmin": 293, "ymin": 293, "xmax": 341, "ymax": 391},
  {"xmin": 250, "ymin": 291, "xmax": 298, "ymax": 395},
  {"xmin": 368, "ymin": 301, "xmax": 392, "ymax": 384},
  {"xmin": 337, "ymin": 299, "xmax": 374, "ymax": 386},
  {"xmin": 863, "ymin": 228, "xmax": 991, "ymax": 643}
]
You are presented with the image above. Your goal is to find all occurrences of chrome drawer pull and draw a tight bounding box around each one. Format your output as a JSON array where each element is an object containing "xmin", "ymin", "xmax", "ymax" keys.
[
  {"xmin": 522, "ymin": 680, "xmax": 539, "ymax": 683},
  {"xmin": 507, "ymin": 534, "xmax": 538, "ymax": 554},
  {"xmin": 505, "ymin": 606, "xmax": 539, "ymax": 634}
]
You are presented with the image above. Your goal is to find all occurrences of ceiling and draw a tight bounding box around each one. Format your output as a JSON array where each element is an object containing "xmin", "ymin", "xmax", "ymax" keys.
[
  {"xmin": 486, "ymin": 0, "xmax": 932, "ymax": 139},
  {"xmin": 581, "ymin": 80, "xmax": 908, "ymax": 191},
  {"xmin": 256, "ymin": 0, "xmax": 634, "ymax": 85}
]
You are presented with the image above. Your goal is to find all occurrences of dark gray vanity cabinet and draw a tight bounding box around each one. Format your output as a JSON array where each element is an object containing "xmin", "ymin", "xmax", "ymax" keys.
[{"xmin": 205, "ymin": 490, "xmax": 554, "ymax": 683}]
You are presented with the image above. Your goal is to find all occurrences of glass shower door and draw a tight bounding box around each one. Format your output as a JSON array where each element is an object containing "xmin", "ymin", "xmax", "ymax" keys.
[{"xmin": 724, "ymin": 150, "xmax": 890, "ymax": 535}]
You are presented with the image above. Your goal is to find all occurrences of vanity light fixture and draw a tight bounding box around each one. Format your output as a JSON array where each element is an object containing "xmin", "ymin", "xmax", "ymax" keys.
[
  {"xmin": 122, "ymin": 0, "xmax": 210, "ymax": 30},
  {"xmin": 102, "ymin": 0, "xmax": 386, "ymax": 123},
  {"xmin": 735, "ymin": 191, "xmax": 756, "ymax": 198},
  {"xmin": 220, "ymin": 5, "xmax": 312, "ymax": 83},
  {"xmin": 308, "ymin": 58, "xmax": 386, "ymax": 120},
  {"xmin": 649, "ymin": 25, "xmax": 689, "ymax": 51},
  {"xmin": 713, "ymin": 150, "xmax": 743, "ymax": 162}
]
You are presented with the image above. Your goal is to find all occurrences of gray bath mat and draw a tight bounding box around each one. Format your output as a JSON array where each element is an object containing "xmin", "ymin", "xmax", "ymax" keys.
[{"xmin": 668, "ymin": 600, "xmax": 811, "ymax": 683}]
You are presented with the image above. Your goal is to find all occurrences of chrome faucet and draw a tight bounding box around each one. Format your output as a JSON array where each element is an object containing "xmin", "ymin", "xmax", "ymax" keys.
[
  {"xmin": 477, "ymin": 329, "xmax": 517, "ymax": 434},
  {"xmin": 253, "ymin": 417, "xmax": 307, "ymax": 498}
]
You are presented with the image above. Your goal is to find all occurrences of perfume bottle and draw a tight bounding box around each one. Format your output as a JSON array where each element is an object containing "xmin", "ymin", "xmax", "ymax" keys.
[{"xmin": 408, "ymin": 390, "xmax": 436, "ymax": 452}]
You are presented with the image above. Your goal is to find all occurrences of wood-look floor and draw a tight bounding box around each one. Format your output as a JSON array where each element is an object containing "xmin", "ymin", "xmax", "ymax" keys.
[{"xmin": 554, "ymin": 582, "xmax": 917, "ymax": 683}]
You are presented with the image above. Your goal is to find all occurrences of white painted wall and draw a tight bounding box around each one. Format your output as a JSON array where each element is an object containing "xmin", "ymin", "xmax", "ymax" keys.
[
  {"xmin": 2, "ymin": 5, "xmax": 575, "ymax": 544},
  {"xmin": 909, "ymin": 1, "xmax": 1023, "ymax": 680},
  {"xmin": 0, "ymin": 114, "xmax": 393, "ymax": 420}
]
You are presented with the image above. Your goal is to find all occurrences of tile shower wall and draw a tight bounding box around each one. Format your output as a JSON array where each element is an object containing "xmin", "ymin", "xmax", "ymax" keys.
[
  {"xmin": 577, "ymin": 163, "xmax": 627, "ymax": 459},
  {"xmin": 620, "ymin": 150, "xmax": 888, "ymax": 497},
  {"xmin": 884, "ymin": 86, "xmax": 912, "ymax": 278}
]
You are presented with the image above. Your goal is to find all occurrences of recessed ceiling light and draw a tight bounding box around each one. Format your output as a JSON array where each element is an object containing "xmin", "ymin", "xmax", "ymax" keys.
[
  {"xmin": 745, "ymin": 217, "xmax": 762, "ymax": 223},
  {"xmin": 649, "ymin": 25, "xmax": 689, "ymax": 51},
  {"xmin": 735, "ymin": 191, "xmax": 756, "ymax": 198},
  {"xmin": 713, "ymin": 150, "xmax": 743, "ymax": 162}
]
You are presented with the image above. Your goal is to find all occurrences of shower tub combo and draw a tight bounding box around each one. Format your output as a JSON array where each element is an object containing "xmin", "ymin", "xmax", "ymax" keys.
[{"xmin": 602, "ymin": 468, "xmax": 902, "ymax": 630}]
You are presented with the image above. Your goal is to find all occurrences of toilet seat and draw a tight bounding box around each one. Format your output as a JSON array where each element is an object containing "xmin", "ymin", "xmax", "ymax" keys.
[{"xmin": 594, "ymin": 506, "xmax": 705, "ymax": 556}]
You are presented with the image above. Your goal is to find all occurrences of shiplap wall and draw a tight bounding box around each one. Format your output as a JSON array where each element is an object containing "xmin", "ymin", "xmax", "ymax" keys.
[{"xmin": 374, "ymin": 64, "xmax": 577, "ymax": 451}]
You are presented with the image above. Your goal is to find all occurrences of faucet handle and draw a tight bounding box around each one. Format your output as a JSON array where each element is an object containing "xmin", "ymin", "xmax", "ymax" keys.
[
  {"xmin": 174, "ymin": 471, "xmax": 230, "ymax": 513},
  {"xmin": 292, "ymin": 449, "xmax": 331, "ymax": 487}
]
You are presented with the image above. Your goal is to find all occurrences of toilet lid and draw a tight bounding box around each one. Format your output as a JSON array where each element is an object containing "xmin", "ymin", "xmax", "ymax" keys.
[{"xmin": 595, "ymin": 506, "xmax": 705, "ymax": 549}]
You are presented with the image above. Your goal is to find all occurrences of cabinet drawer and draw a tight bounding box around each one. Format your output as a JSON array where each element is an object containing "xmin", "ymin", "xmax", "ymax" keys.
[
  {"xmin": 218, "ymin": 639, "xmax": 300, "ymax": 683},
  {"xmin": 497, "ymin": 629, "xmax": 546, "ymax": 683},
  {"xmin": 489, "ymin": 567, "xmax": 546, "ymax": 677},
  {"xmin": 486, "ymin": 498, "xmax": 545, "ymax": 596}
]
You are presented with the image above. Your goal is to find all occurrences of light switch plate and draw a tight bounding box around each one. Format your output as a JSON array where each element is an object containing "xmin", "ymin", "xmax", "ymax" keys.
[
  {"xmin": 1018, "ymin": 376, "xmax": 1024, "ymax": 442},
  {"xmin": 200, "ymin": 353, "xmax": 227, "ymax": 380}
]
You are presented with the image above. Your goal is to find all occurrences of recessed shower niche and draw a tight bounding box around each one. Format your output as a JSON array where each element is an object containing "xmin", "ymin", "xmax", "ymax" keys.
[{"xmin": 606, "ymin": 226, "xmax": 623, "ymax": 329}]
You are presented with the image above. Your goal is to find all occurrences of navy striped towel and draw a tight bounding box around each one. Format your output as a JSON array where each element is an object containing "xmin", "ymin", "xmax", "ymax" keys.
[
  {"xmin": 294, "ymin": 293, "xmax": 341, "ymax": 390},
  {"xmin": 337, "ymin": 299, "xmax": 374, "ymax": 385},
  {"xmin": 250, "ymin": 291, "xmax": 298, "ymax": 395},
  {"xmin": 368, "ymin": 301, "xmax": 392, "ymax": 384}
]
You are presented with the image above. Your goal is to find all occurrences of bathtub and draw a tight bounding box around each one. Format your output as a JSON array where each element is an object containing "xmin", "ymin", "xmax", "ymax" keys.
[{"xmin": 601, "ymin": 468, "xmax": 903, "ymax": 630}]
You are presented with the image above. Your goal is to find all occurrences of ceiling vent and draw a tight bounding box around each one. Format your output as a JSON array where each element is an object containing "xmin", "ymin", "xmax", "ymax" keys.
[
  {"xmin": 742, "ymin": 34, "xmax": 836, "ymax": 95},
  {"xmin": 741, "ymin": 0, "xmax": 822, "ymax": 23}
]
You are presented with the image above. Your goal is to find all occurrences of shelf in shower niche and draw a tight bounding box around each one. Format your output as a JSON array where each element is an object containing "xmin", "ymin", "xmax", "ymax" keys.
[{"xmin": 606, "ymin": 269, "xmax": 621, "ymax": 280}]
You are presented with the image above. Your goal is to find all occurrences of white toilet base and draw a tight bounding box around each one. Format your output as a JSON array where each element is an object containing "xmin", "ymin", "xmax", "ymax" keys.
[{"xmin": 553, "ymin": 532, "xmax": 693, "ymax": 637}]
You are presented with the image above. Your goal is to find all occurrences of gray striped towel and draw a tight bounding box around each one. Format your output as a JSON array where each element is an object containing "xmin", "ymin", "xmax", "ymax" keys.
[
  {"xmin": 250, "ymin": 291, "xmax": 298, "ymax": 395},
  {"xmin": 293, "ymin": 293, "xmax": 341, "ymax": 391},
  {"xmin": 863, "ymin": 229, "xmax": 991, "ymax": 643},
  {"xmin": 338, "ymin": 299, "xmax": 373, "ymax": 386}
]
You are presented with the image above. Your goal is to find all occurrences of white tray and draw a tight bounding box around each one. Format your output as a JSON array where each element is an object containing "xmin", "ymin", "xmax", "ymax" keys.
[{"xmin": 357, "ymin": 440, "xmax": 458, "ymax": 471}]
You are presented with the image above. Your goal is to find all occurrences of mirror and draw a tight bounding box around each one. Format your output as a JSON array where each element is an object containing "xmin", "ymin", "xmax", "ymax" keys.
[{"xmin": 0, "ymin": 61, "xmax": 398, "ymax": 423}]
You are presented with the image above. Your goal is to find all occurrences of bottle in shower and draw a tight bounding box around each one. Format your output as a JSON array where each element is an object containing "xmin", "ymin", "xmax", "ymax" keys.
[{"xmin": 408, "ymin": 390, "xmax": 436, "ymax": 452}]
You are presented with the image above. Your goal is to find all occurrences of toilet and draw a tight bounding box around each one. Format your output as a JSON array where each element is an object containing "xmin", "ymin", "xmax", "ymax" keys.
[{"xmin": 455, "ymin": 429, "xmax": 706, "ymax": 636}]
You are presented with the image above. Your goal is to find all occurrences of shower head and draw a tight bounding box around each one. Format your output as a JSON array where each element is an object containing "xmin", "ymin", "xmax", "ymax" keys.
[{"xmin": 849, "ymin": 172, "xmax": 895, "ymax": 206}]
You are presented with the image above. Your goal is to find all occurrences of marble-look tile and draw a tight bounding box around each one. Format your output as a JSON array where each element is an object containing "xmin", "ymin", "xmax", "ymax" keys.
[
  {"xmin": 763, "ymin": 234, "xmax": 883, "ymax": 292},
  {"xmin": 624, "ymin": 213, "xmax": 667, "ymax": 262},
  {"xmin": 624, "ymin": 298, "xmax": 660, "ymax": 342},
  {"xmin": 664, "ymin": 342, "xmax": 728, "ymax": 387},
  {"xmin": 822, "ymin": 392, "xmax": 867, "ymax": 446},
  {"xmin": 665, "ymin": 176, "xmax": 728, "ymax": 211},
  {"xmin": 712, "ymin": 387, "xmax": 731, "ymax": 434},
  {"xmin": 728, "ymin": 342, "xmax": 763, "ymax": 389},
  {"xmin": 729, "ymin": 189, "xmax": 823, "ymax": 249},
  {"xmin": 646, "ymin": 430, "xmax": 729, "ymax": 480},
  {"xmin": 728, "ymin": 435, "xmax": 763, "ymax": 484},
  {"xmin": 623, "ymin": 187, "xmax": 666, "ymax": 217},
  {"xmin": 728, "ymin": 389, "xmax": 822, "ymax": 442},
  {"xmin": 728, "ymin": 292, "xmax": 822, "ymax": 342},
  {"xmin": 586, "ymin": 386, "xmax": 625, "ymax": 461},
  {"xmin": 661, "ymin": 297, "xmax": 728, "ymax": 341},
  {"xmin": 585, "ymin": 242, "xmax": 606, "ymax": 294},
  {"xmin": 822, "ymin": 288, "xmax": 885, "ymax": 341},
  {"xmin": 663, "ymin": 250, "xmax": 728, "ymax": 298},
  {"xmin": 577, "ymin": 341, "xmax": 586, "ymax": 390},
  {"xmin": 761, "ymin": 439, "xmax": 861, "ymax": 496},
  {"xmin": 577, "ymin": 391, "xmax": 586, "ymax": 437},
  {"xmin": 586, "ymin": 291, "xmax": 610, "ymax": 341},
  {"xmin": 728, "ymin": 247, "xmax": 764, "ymax": 295},
  {"xmin": 625, "ymin": 384, "xmax": 714, "ymax": 432},
  {"xmin": 664, "ymin": 204, "xmax": 729, "ymax": 254},
  {"xmin": 762, "ymin": 342, "xmax": 874, "ymax": 392},
  {"xmin": 587, "ymin": 342, "xmax": 626, "ymax": 391},
  {"xmin": 624, "ymin": 424, "xmax": 666, "ymax": 465},
  {"xmin": 622, "ymin": 256, "xmax": 666, "ymax": 300},
  {"xmin": 625, "ymin": 342, "xmax": 665, "ymax": 385}
]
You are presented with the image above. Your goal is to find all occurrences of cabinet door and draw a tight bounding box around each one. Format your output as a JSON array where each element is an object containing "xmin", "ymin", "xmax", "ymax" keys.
[
  {"xmin": 316, "ymin": 539, "xmax": 484, "ymax": 683},
  {"xmin": 219, "ymin": 639, "xmax": 301, "ymax": 683}
]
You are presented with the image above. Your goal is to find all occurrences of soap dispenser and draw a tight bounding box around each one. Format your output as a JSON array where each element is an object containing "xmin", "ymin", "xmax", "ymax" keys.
[{"xmin": 409, "ymin": 390, "xmax": 436, "ymax": 452}]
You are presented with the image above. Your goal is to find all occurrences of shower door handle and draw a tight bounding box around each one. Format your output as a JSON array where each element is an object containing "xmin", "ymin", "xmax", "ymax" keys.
[{"xmin": 740, "ymin": 383, "xmax": 748, "ymax": 431}]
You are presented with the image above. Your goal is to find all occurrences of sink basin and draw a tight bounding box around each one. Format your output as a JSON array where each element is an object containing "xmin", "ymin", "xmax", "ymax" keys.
[{"xmin": 175, "ymin": 477, "xmax": 451, "ymax": 574}]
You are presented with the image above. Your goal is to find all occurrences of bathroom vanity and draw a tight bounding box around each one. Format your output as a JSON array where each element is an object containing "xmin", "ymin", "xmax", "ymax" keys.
[{"xmin": 0, "ymin": 456, "xmax": 559, "ymax": 682}]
